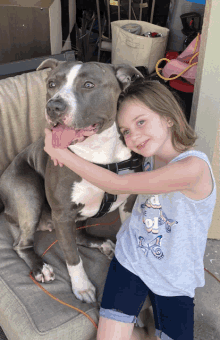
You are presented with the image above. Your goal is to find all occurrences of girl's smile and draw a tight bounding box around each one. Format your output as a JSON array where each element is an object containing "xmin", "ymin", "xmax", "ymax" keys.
[
  {"xmin": 136, "ymin": 139, "xmax": 150, "ymax": 150},
  {"xmin": 117, "ymin": 100, "xmax": 179, "ymax": 163}
]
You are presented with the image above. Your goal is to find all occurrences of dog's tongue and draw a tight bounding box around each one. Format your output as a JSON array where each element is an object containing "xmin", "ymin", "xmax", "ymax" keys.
[{"xmin": 52, "ymin": 124, "xmax": 96, "ymax": 148}]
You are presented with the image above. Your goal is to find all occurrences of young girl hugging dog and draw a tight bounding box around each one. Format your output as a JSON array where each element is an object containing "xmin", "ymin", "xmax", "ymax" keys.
[{"xmin": 44, "ymin": 79, "xmax": 216, "ymax": 340}]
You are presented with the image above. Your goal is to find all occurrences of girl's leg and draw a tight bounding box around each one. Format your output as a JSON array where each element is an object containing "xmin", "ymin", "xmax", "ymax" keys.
[
  {"xmin": 131, "ymin": 326, "xmax": 159, "ymax": 340},
  {"xmin": 97, "ymin": 257, "xmax": 151, "ymax": 339},
  {"xmin": 97, "ymin": 316, "xmax": 159, "ymax": 340},
  {"xmin": 149, "ymin": 291, "xmax": 194, "ymax": 340},
  {"xmin": 97, "ymin": 317, "xmax": 134, "ymax": 340}
]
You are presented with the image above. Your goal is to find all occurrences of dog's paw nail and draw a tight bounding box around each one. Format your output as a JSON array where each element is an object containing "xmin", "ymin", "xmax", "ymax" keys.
[
  {"xmin": 35, "ymin": 273, "xmax": 44, "ymax": 282},
  {"xmin": 43, "ymin": 264, "xmax": 55, "ymax": 281},
  {"xmin": 75, "ymin": 289, "xmax": 96, "ymax": 304},
  {"xmin": 100, "ymin": 239, "xmax": 115, "ymax": 259},
  {"xmin": 73, "ymin": 282, "xmax": 96, "ymax": 303},
  {"xmin": 34, "ymin": 263, "xmax": 55, "ymax": 283}
]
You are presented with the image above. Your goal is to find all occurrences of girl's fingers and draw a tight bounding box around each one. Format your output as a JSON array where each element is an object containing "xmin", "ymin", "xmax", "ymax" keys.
[
  {"xmin": 51, "ymin": 158, "xmax": 63, "ymax": 167},
  {"xmin": 51, "ymin": 157, "xmax": 58, "ymax": 166},
  {"xmin": 45, "ymin": 129, "xmax": 64, "ymax": 167}
]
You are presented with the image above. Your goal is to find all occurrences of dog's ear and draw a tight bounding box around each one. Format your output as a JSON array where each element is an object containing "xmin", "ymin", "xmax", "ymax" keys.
[
  {"xmin": 114, "ymin": 64, "xmax": 144, "ymax": 90},
  {"xmin": 37, "ymin": 58, "xmax": 63, "ymax": 71}
]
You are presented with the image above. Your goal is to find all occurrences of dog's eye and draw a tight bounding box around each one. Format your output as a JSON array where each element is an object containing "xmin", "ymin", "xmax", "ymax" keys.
[
  {"xmin": 84, "ymin": 82, "xmax": 94, "ymax": 89},
  {"xmin": 131, "ymin": 74, "xmax": 140, "ymax": 82},
  {"xmin": 49, "ymin": 81, "xmax": 56, "ymax": 88}
]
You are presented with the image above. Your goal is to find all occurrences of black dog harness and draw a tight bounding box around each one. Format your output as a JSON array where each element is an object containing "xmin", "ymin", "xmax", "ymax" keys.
[{"xmin": 92, "ymin": 153, "xmax": 143, "ymax": 218}]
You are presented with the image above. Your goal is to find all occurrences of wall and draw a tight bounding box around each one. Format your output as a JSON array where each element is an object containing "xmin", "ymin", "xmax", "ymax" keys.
[{"xmin": 190, "ymin": 0, "xmax": 220, "ymax": 239}]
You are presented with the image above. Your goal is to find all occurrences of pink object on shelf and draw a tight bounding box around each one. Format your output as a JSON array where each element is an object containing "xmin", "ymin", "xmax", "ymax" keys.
[{"xmin": 162, "ymin": 34, "xmax": 201, "ymax": 85}]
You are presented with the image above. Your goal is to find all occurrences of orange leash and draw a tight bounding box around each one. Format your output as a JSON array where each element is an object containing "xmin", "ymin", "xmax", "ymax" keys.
[
  {"xmin": 204, "ymin": 267, "xmax": 220, "ymax": 284},
  {"xmin": 30, "ymin": 215, "xmax": 120, "ymax": 330},
  {"xmin": 29, "ymin": 273, "xmax": 98, "ymax": 329}
]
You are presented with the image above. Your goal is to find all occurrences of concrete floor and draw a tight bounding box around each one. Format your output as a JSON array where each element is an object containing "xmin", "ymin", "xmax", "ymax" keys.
[{"xmin": 194, "ymin": 239, "xmax": 220, "ymax": 340}]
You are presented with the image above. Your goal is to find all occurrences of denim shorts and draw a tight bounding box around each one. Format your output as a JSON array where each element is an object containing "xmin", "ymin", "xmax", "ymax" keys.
[{"xmin": 100, "ymin": 256, "xmax": 194, "ymax": 340}]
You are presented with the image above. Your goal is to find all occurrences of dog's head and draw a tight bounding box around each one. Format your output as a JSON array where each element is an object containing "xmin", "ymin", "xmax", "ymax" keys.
[{"xmin": 37, "ymin": 59, "xmax": 143, "ymax": 145}]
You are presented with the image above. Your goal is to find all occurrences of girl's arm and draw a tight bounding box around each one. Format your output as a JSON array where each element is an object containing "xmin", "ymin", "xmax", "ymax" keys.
[{"xmin": 44, "ymin": 129, "xmax": 202, "ymax": 196}]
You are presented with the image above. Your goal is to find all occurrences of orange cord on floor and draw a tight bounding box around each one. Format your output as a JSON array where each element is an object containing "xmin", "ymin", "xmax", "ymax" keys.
[
  {"xmin": 29, "ymin": 215, "xmax": 120, "ymax": 330},
  {"xmin": 204, "ymin": 267, "xmax": 220, "ymax": 284}
]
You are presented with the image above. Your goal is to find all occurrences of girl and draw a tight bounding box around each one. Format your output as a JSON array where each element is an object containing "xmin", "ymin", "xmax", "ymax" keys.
[{"xmin": 44, "ymin": 80, "xmax": 216, "ymax": 340}]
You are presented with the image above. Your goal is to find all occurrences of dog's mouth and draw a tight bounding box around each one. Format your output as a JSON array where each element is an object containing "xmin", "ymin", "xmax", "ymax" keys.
[{"xmin": 51, "ymin": 123, "xmax": 100, "ymax": 148}]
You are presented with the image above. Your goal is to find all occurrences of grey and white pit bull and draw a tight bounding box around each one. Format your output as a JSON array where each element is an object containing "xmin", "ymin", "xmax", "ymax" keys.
[{"xmin": 0, "ymin": 59, "xmax": 143, "ymax": 303}]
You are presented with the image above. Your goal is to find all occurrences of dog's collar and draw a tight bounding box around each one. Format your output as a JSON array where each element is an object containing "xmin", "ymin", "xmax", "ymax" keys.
[{"xmin": 92, "ymin": 153, "xmax": 143, "ymax": 218}]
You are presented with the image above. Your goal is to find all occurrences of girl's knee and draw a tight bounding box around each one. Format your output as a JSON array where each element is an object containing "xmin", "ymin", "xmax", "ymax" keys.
[
  {"xmin": 97, "ymin": 316, "xmax": 134, "ymax": 340},
  {"xmin": 97, "ymin": 317, "xmax": 160, "ymax": 340}
]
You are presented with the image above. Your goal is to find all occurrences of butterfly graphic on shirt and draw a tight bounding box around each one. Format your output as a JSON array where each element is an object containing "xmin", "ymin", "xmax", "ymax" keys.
[
  {"xmin": 158, "ymin": 209, "xmax": 178, "ymax": 233},
  {"xmin": 141, "ymin": 203, "xmax": 178, "ymax": 234},
  {"xmin": 138, "ymin": 235, "xmax": 164, "ymax": 260}
]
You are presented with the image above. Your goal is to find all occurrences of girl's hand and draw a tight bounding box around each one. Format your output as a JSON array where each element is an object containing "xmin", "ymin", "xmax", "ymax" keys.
[
  {"xmin": 51, "ymin": 157, "xmax": 64, "ymax": 167},
  {"xmin": 44, "ymin": 128, "xmax": 64, "ymax": 167}
]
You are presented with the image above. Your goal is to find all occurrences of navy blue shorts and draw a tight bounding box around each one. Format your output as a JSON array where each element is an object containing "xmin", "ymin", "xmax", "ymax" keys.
[{"xmin": 100, "ymin": 256, "xmax": 194, "ymax": 340}]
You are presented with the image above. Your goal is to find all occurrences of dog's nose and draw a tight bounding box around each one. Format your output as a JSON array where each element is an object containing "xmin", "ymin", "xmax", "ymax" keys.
[{"xmin": 46, "ymin": 96, "xmax": 67, "ymax": 118}]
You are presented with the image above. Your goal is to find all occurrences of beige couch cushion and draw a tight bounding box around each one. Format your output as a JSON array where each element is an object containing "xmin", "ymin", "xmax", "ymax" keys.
[
  {"xmin": 0, "ymin": 213, "xmax": 108, "ymax": 340},
  {"xmin": 0, "ymin": 69, "xmax": 49, "ymax": 176},
  {"xmin": 0, "ymin": 68, "xmax": 153, "ymax": 339}
]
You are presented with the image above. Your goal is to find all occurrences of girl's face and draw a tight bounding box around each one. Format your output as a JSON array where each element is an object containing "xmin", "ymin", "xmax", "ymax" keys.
[{"xmin": 117, "ymin": 100, "xmax": 174, "ymax": 158}]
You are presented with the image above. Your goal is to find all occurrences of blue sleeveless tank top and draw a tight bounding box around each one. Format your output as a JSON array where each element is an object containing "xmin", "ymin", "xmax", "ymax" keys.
[{"xmin": 115, "ymin": 150, "xmax": 216, "ymax": 298}]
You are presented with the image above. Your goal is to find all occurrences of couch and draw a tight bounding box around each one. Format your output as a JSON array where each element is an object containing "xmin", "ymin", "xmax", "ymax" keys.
[{"xmin": 0, "ymin": 55, "xmax": 153, "ymax": 340}]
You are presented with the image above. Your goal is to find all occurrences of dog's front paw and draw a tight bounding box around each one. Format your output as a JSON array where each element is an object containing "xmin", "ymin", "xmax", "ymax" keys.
[
  {"xmin": 99, "ymin": 239, "xmax": 115, "ymax": 260},
  {"xmin": 34, "ymin": 263, "xmax": 55, "ymax": 283},
  {"xmin": 72, "ymin": 281, "xmax": 96, "ymax": 304},
  {"xmin": 67, "ymin": 260, "xmax": 96, "ymax": 303}
]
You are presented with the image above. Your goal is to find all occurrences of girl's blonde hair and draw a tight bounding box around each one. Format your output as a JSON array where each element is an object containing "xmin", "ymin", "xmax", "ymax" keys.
[{"xmin": 117, "ymin": 79, "xmax": 197, "ymax": 152}]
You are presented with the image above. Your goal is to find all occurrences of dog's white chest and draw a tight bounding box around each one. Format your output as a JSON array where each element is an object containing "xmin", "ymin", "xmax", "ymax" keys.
[
  {"xmin": 69, "ymin": 123, "xmax": 132, "ymax": 218},
  {"xmin": 71, "ymin": 179, "xmax": 103, "ymax": 218},
  {"xmin": 71, "ymin": 179, "xmax": 130, "ymax": 219}
]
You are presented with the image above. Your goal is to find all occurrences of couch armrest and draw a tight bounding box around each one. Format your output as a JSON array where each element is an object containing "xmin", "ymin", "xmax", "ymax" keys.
[{"xmin": 0, "ymin": 51, "xmax": 75, "ymax": 80}]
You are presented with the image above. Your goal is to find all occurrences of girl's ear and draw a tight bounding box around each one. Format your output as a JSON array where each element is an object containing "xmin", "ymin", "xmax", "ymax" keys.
[{"xmin": 165, "ymin": 118, "xmax": 174, "ymax": 127}]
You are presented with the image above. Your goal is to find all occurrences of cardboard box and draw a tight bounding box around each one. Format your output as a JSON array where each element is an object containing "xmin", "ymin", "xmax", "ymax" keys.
[{"xmin": 0, "ymin": 0, "xmax": 76, "ymax": 63}]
